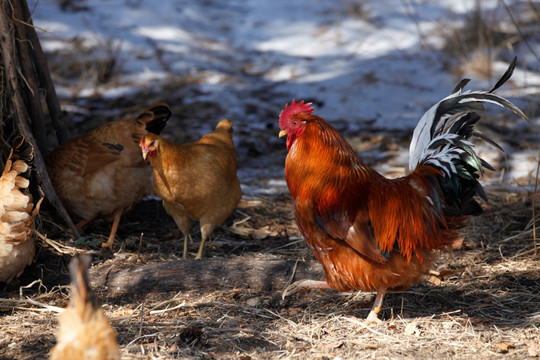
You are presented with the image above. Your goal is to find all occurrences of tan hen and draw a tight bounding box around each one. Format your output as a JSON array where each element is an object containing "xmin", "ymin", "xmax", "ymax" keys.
[
  {"xmin": 140, "ymin": 119, "xmax": 242, "ymax": 258},
  {"xmin": 0, "ymin": 136, "xmax": 43, "ymax": 283}
]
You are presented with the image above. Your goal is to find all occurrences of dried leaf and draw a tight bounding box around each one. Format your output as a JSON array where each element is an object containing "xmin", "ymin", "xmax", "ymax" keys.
[
  {"xmin": 494, "ymin": 342, "xmax": 514, "ymax": 353},
  {"xmin": 428, "ymin": 268, "xmax": 459, "ymax": 285},
  {"xmin": 252, "ymin": 226, "xmax": 276, "ymax": 240},
  {"xmin": 319, "ymin": 341, "xmax": 343, "ymax": 350},
  {"xmin": 528, "ymin": 340, "xmax": 538, "ymax": 357},
  {"xmin": 428, "ymin": 276, "xmax": 441, "ymax": 285},
  {"xmin": 404, "ymin": 321, "xmax": 420, "ymax": 336},
  {"xmin": 452, "ymin": 236, "xmax": 464, "ymax": 249}
]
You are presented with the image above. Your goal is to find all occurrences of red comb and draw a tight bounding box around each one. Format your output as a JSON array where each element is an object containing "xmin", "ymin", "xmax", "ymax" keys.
[{"xmin": 279, "ymin": 99, "xmax": 314, "ymax": 129}]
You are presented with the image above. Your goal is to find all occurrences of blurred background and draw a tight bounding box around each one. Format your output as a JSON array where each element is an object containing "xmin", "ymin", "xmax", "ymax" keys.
[{"xmin": 29, "ymin": 0, "xmax": 539, "ymax": 194}]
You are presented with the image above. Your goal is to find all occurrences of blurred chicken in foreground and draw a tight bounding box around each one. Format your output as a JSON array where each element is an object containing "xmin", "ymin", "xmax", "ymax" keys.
[
  {"xmin": 140, "ymin": 119, "xmax": 242, "ymax": 258},
  {"xmin": 46, "ymin": 103, "xmax": 172, "ymax": 247},
  {"xmin": 0, "ymin": 136, "xmax": 43, "ymax": 283},
  {"xmin": 50, "ymin": 255, "xmax": 120, "ymax": 360}
]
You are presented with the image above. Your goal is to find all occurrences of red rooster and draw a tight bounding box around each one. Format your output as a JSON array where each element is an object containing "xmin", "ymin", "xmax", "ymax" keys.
[{"xmin": 279, "ymin": 59, "xmax": 528, "ymax": 323}]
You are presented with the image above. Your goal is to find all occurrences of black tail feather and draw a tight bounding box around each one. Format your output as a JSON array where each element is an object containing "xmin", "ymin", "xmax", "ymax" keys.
[
  {"xmin": 411, "ymin": 59, "xmax": 528, "ymax": 220},
  {"xmin": 450, "ymin": 78, "xmax": 470, "ymax": 94},
  {"xmin": 138, "ymin": 103, "xmax": 172, "ymax": 135},
  {"xmin": 489, "ymin": 56, "xmax": 516, "ymax": 93}
]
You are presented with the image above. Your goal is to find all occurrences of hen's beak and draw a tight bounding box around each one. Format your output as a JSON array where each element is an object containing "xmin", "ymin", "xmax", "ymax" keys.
[
  {"xmin": 141, "ymin": 149, "xmax": 148, "ymax": 160},
  {"xmin": 279, "ymin": 130, "xmax": 287, "ymax": 138}
]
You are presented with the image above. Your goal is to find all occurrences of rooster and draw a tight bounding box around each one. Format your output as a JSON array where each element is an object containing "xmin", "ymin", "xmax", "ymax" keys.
[
  {"xmin": 278, "ymin": 59, "xmax": 528, "ymax": 323},
  {"xmin": 46, "ymin": 103, "xmax": 172, "ymax": 247},
  {"xmin": 50, "ymin": 255, "xmax": 120, "ymax": 360},
  {"xmin": 0, "ymin": 136, "xmax": 43, "ymax": 283},
  {"xmin": 140, "ymin": 118, "xmax": 242, "ymax": 259}
]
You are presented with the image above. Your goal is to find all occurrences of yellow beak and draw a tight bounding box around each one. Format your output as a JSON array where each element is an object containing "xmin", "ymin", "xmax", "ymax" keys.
[
  {"xmin": 278, "ymin": 130, "xmax": 288, "ymax": 138},
  {"xmin": 142, "ymin": 150, "xmax": 148, "ymax": 160}
]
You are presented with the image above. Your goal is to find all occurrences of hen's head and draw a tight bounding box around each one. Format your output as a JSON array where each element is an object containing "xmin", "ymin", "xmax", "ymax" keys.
[
  {"xmin": 278, "ymin": 100, "xmax": 314, "ymax": 150},
  {"xmin": 216, "ymin": 118, "xmax": 234, "ymax": 134},
  {"xmin": 140, "ymin": 134, "xmax": 160, "ymax": 159}
]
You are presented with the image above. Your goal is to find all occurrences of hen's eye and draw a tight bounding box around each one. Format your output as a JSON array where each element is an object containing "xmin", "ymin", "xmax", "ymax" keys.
[{"xmin": 293, "ymin": 121, "xmax": 298, "ymax": 125}]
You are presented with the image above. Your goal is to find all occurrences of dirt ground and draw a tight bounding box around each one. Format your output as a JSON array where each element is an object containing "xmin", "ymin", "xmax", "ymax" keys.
[
  {"xmin": 0, "ymin": 87, "xmax": 539, "ymax": 360},
  {"xmin": 1, "ymin": 180, "xmax": 539, "ymax": 359}
]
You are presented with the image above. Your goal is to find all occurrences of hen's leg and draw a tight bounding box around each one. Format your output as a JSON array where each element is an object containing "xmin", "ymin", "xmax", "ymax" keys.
[
  {"xmin": 196, "ymin": 223, "xmax": 216, "ymax": 259},
  {"xmin": 76, "ymin": 219, "xmax": 89, "ymax": 230},
  {"xmin": 101, "ymin": 209, "xmax": 123, "ymax": 248},
  {"xmin": 175, "ymin": 219, "xmax": 192, "ymax": 259},
  {"xmin": 162, "ymin": 201, "xmax": 191, "ymax": 258},
  {"xmin": 182, "ymin": 232, "xmax": 192, "ymax": 259},
  {"xmin": 365, "ymin": 288, "xmax": 386, "ymax": 324},
  {"xmin": 174, "ymin": 217, "xmax": 191, "ymax": 258},
  {"xmin": 196, "ymin": 235, "xmax": 207, "ymax": 259},
  {"xmin": 282, "ymin": 279, "xmax": 332, "ymax": 299}
]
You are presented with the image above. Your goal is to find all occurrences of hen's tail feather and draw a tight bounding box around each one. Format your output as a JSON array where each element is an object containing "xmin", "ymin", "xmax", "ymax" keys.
[
  {"xmin": 409, "ymin": 59, "xmax": 528, "ymax": 218},
  {"xmin": 137, "ymin": 103, "xmax": 172, "ymax": 135},
  {"xmin": 69, "ymin": 254, "xmax": 98, "ymax": 316}
]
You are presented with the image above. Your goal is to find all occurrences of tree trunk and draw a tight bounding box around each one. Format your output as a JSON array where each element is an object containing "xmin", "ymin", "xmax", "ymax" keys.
[
  {"xmin": 17, "ymin": 0, "xmax": 69, "ymax": 145},
  {"xmin": 0, "ymin": 0, "xmax": 79, "ymax": 237}
]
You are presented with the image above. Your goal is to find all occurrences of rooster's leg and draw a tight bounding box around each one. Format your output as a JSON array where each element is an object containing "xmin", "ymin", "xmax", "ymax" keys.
[
  {"xmin": 101, "ymin": 209, "xmax": 123, "ymax": 248},
  {"xmin": 365, "ymin": 288, "xmax": 387, "ymax": 324},
  {"xmin": 282, "ymin": 279, "xmax": 332, "ymax": 299}
]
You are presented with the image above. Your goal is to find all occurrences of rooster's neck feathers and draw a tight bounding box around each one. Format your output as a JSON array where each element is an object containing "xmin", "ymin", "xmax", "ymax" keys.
[{"xmin": 287, "ymin": 116, "xmax": 370, "ymax": 196}]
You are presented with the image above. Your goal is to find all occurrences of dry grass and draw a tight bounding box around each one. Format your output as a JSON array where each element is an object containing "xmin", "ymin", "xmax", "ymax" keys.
[
  {"xmin": 45, "ymin": 35, "xmax": 123, "ymax": 96},
  {"xmin": 0, "ymin": 184, "xmax": 539, "ymax": 359},
  {"xmin": 432, "ymin": 0, "xmax": 540, "ymax": 79}
]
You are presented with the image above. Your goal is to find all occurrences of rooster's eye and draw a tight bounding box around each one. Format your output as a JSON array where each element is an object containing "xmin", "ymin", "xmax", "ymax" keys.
[{"xmin": 293, "ymin": 121, "xmax": 298, "ymax": 125}]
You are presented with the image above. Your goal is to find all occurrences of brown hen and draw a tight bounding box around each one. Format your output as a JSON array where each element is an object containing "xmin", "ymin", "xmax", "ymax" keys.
[
  {"xmin": 0, "ymin": 136, "xmax": 43, "ymax": 283},
  {"xmin": 46, "ymin": 103, "xmax": 171, "ymax": 247},
  {"xmin": 140, "ymin": 119, "xmax": 242, "ymax": 258}
]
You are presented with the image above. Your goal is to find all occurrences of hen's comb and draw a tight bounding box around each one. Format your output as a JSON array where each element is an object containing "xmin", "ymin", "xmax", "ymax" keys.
[{"xmin": 279, "ymin": 100, "xmax": 314, "ymax": 129}]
